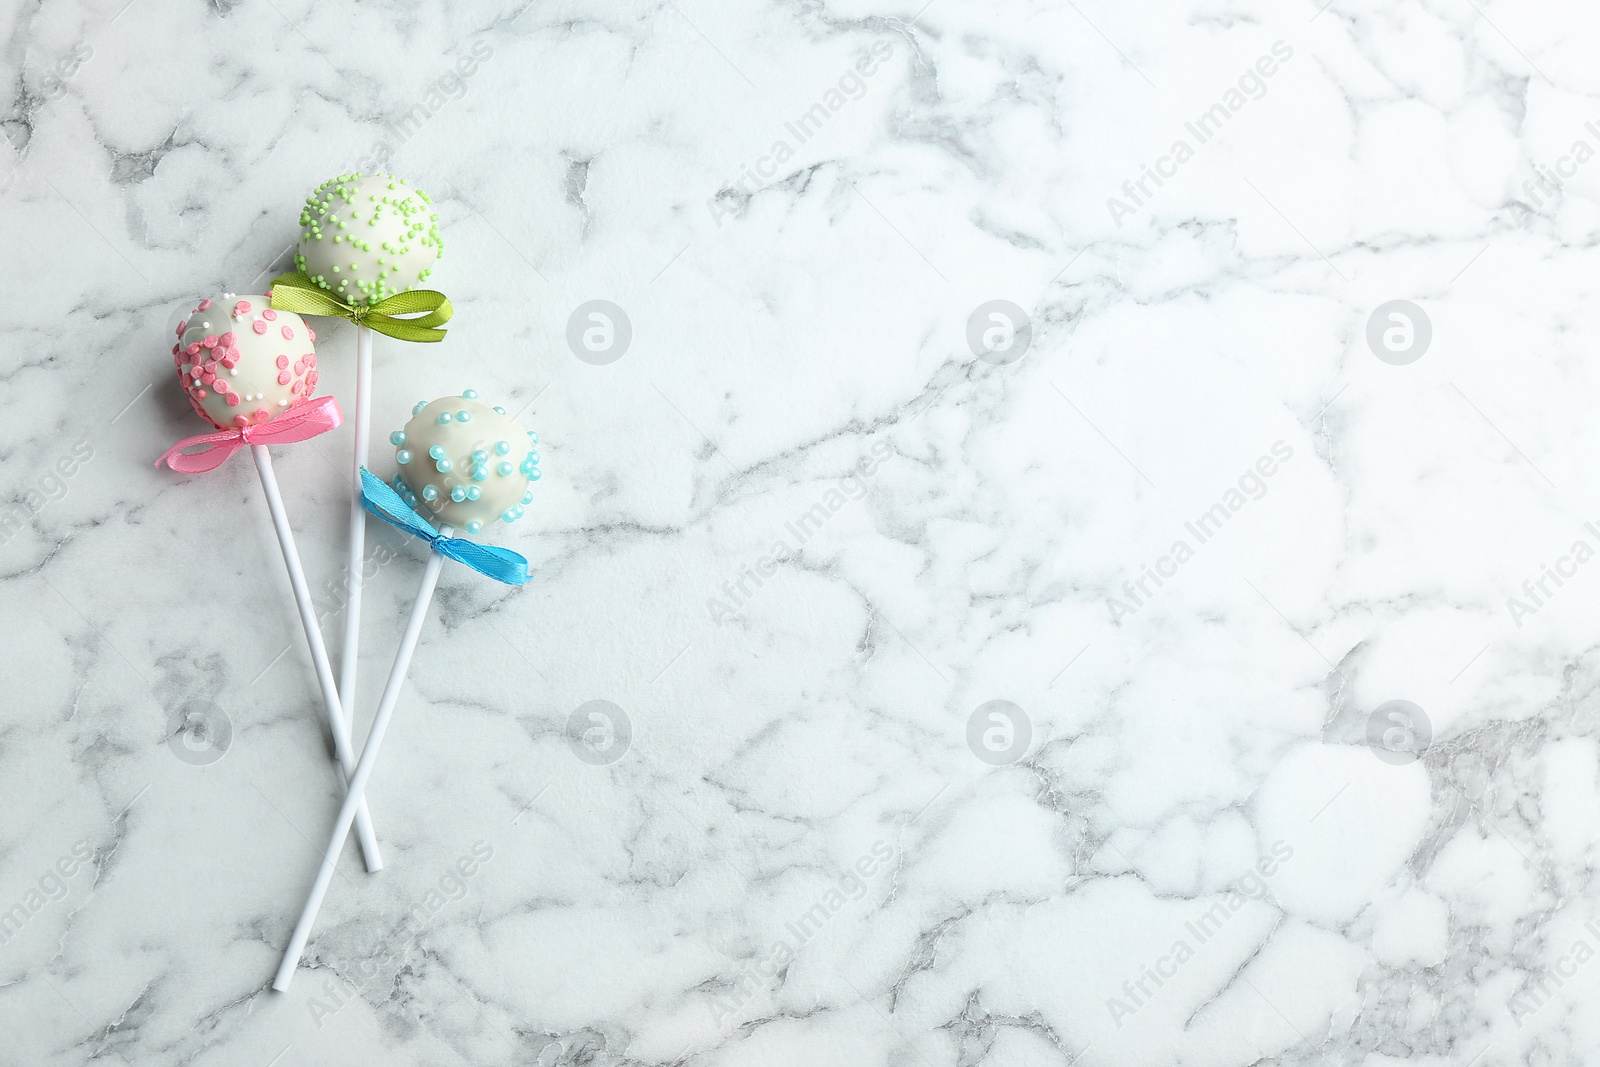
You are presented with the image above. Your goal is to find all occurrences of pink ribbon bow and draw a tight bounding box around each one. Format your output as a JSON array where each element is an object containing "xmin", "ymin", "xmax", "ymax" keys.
[{"xmin": 155, "ymin": 395, "xmax": 343, "ymax": 474}]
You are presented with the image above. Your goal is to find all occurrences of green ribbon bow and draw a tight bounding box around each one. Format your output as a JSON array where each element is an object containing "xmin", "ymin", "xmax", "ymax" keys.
[{"xmin": 267, "ymin": 272, "xmax": 453, "ymax": 343}]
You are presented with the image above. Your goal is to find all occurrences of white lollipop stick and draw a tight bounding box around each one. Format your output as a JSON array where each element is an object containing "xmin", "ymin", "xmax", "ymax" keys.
[
  {"xmin": 337, "ymin": 325, "xmax": 373, "ymax": 718},
  {"xmin": 251, "ymin": 445, "xmax": 383, "ymax": 872},
  {"xmin": 272, "ymin": 528, "xmax": 451, "ymax": 991}
]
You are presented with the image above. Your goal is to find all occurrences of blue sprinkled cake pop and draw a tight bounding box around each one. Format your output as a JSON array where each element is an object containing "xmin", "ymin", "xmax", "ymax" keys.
[{"xmin": 389, "ymin": 390, "xmax": 539, "ymax": 535}]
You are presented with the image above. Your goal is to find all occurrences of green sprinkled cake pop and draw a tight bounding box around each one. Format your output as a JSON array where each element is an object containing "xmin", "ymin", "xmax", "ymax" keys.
[{"xmin": 293, "ymin": 173, "xmax": 443, "ymax": 306}]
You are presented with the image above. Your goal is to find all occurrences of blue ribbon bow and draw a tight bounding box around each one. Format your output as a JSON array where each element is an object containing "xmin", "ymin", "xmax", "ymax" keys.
[{"xmin": 360, "ymin": 467, "xmax": 531, "ymax": 586}]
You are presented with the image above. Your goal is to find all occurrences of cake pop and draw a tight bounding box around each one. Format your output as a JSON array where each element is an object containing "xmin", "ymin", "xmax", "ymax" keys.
[
  {"xmin": 387, "ymin": 391, "xmax": 541, "ymax": 534},
  {"xmin": 293, "ymin": 173, "xmax": 442, "ymax": 305},
  {"xmin": 270, "ymin": 172, "xmax": 453, "ymax": 754},
  {"xmin": 273, "ymin": 391, "xmax": 537, "ymax": 991},
  {"xmin": 171, "ymin": 293, "xmax": 319, "ymax": 434},
  {"xmin": 156, "ymin": 291, "xmax": 382, "ymax": 872}
]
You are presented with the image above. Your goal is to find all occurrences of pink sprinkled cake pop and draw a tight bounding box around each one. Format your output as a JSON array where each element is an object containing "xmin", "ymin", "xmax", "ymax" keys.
[
  {"xmin": 173, "ymin": 292, "xmax": 321, "ymax": 430},
  {"xmin": 158, "ymin": 289, "xmax": 382, "ymax": 874}
]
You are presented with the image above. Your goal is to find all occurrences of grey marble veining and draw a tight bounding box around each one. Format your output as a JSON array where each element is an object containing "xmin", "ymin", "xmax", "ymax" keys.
[{"xmin": 2, "ymin": 0, "xmax": 1599, "ymax": 1064}]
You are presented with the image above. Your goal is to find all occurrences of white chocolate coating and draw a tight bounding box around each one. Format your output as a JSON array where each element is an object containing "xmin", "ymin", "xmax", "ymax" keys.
[
  {"xmin": 389, "ymin": 393, "xmax": 539, "ymax": 535},
  {"xmin": 173, "ymin": 293, "xmax": 319, "ymax": 430},
  {"xmin": 294, "ymin": 173, "xmax": 442, "ymax": 305}
]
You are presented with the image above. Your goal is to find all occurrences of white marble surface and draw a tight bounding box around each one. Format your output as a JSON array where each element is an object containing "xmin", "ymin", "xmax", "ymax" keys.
[{"xmin": 3, "ymin": 0, "xmax": 1600, "ymax": 1063}]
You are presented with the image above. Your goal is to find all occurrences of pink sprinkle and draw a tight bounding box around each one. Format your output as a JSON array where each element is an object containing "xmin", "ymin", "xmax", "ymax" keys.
[
  {"xmin": 203, "ymin": 359, "xmax": 218, "ymax": 373},
  {"xmin": 202, "ymin": 371, "xmax": 216, "ymax": 385},
  {"xmin": 306, "ymin": 370, "xmax": 319, "ymax": 388},
  {"xmin": 291, "ymin": 380, "xmax": 303, "ymax": 395},
  {"xmin": 277, "ymin": 371, "xmax": 291, "ymax": 385},
  {"xmin": 233, "ymin": 415, "xmax": 249, "ymax": 428},
  {"xmin": 281, "ymin": 325, "xmax": 294, "ymax": 340},
  {"xmin": 224, "ymin": 346, "xmax": 240, "ymax": 360},
  {"xmin": 253, "ymin": 321, "xmax": 268, "ymax": 335},
  {"xmin": 293, "ymin": 360, "xmax": 305, "ymax": 375},
  {"xmin": 308, "ymin": 327, "xmax": 316, "ymax": 341},
  {"xmin": 186, "ymin": 343, "xmax": 202, "ymax": 356},
  {"xmin": 189, "ymin": 365, "xmax": 203, "ymax": 379},
  {"xmin": 262, "ymin": 309, "xmax": 278, "ymax": 321},
  {"xmin": 171, "ymin": 344, "xmax": 180, "ymax": 356},
  {"xmin": 225, "ymin": 392, "xmax": 241, "ymax": 406},
  {"xmin": 195, "ymin": 388, "xmax": 208, "ymax": 399},
  {"xmin": 198, "ymin": 299, "xmax": 211, "ymax": 310},
  {"xmin": 175, "ymin": 322, "xmax": 186, "ymax": 337},
  {"xmin": 253, "ymin": 407, "xmax": 270, "ymax": 421},
  {"xmin": 203, "ymin": 335, "xmax": 217, "ymax": 348},
  {"xmin": 305, "ymin": 353, "xmax": 316, "ymax": 368},
  {"xmin": 234, "ymin": 301, "xmax": 252, "ymax": 316},
  {"xmin": 276, "ymin": 355, "xmax": 289, "ymax": 369},
  {"xmin": 219, "ymin": 332, "xmax": 235, "ymax": 347}
]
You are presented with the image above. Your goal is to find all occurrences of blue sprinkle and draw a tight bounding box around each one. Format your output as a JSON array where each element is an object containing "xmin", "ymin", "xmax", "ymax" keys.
[
  {"xmin": 494, "ymin": 440, "xmax": 510, "ymax": 456},
  {"xmin": 521, "ymin": 490, "xmax": 534, "ymax": 505},
  {"xmin": 422, "ymin": 485, "xmax": 438, "ymax": 501},
  {"xmin": 529, "ymin": 469, "xmax": 541, "ymax": 481},
  {"xmin": 456, "ymin": 410, "xmax": 471, "ymax": 422},
  {"xmin": 527, "ymin": 430, "xmax": 538, "ymax": 442},
  {"xmin": 396, "ymin": 449, "xmax": 412, "ymax": 464},
  {"xmin": 471, "ymin": 449, "xmax": 488, "ymax": 464},
  {"xmin": 463, "ymin": 388, "xmax": 478, "ymax": 399},
  {"xmin": 450, "ymin": 486, "xmax": 467, "ymax": 502},
  {"xmin": 438, "ymin": 411, "xmax": 453, "ymax": 424},
  {"xmin": 412, "ymin": 400, "xmax": 427, "ymax": 415},
  {"xmin": 466, "ymin": 486, "xmax": 481, "ymax": 500},
  {"xmin": 466, "ymin": 519, "xmax": 483, "ymax": 534},
  {"xmin": 493, "ymin": 406, "xmax": 506, "ymax": 415},
  {"xmin": 436, "ymin": 458, "xmax": 453, "ymax": 473},
  {"xmin": 471, "ymin": 464, "xmax": 488, "ymax": 481},
  {"xmin": 390, "ymin": 430, "xmax": 407, "ymax": 446},
  {"xmin": 527, "ymin": 450, "xmax": 539, "ymax": 463},
  {"xmin": 429, "ymin": 444, "xmax": 445, "ymax": 460}
]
